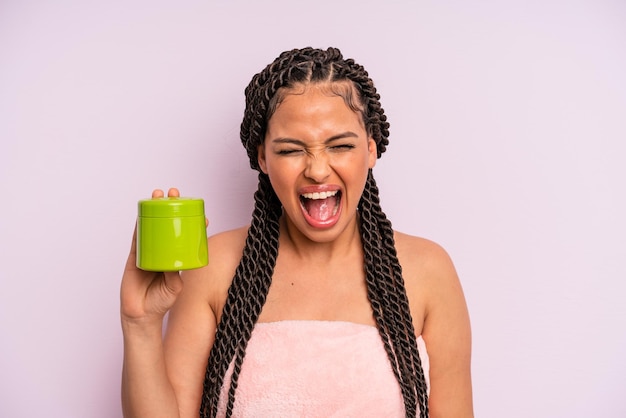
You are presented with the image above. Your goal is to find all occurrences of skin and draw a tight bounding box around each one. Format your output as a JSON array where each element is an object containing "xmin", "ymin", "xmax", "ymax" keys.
[{"xmin": 120, "ymin": 83, "xmax": 473, "ymax": 417}]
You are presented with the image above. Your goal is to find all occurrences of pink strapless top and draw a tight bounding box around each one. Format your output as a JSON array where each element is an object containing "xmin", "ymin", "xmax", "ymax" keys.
[{"xmin": 217, "ymin": 320, "xmax": 429, "ymax": 417}]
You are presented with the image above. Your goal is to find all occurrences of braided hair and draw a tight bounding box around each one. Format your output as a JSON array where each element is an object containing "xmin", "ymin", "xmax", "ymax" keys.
[{"xmin": 200, "ymin": 47, "xmax": 428, "ymax": 418}]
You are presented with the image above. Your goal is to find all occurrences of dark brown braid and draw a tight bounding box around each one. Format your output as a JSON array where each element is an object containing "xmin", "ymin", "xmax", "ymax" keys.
[
  {"xmin": 200, "ymin": 47, "xmax": 428, "ymax": 418},
  {"xmin": 360, "ymin": 170, "xmax": 429, "ymax": 417},
  {"xmin": 200, "ymin": 172, "xmax": 281, "ymax": 416}
]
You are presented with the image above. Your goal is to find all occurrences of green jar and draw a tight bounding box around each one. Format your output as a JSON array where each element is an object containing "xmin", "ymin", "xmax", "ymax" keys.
[{"xmin": 136, "ymin": 197, "xmax": 208, "ymax": 271}]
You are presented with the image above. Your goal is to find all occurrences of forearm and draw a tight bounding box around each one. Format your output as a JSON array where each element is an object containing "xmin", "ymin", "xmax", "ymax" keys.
[
  {"xmin": 121, "ymin": 319, "xmax": 180, "ymax": 418},
  {"xmin": 428, "ymin": 374, "xmax": 474, "ymax": 418}
]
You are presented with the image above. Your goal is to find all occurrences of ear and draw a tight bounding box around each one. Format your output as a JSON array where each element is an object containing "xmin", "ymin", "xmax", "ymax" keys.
[
  {"xmin": 367, "ymin": 138, "xmax": 377, "ymax": 169},
  {"xmin": 257, "ymin": 144, "xmax": 268, "ymax": 174}
]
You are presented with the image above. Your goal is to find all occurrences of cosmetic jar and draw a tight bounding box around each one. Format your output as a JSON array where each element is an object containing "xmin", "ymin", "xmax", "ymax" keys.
[{"xmin": 136, "ymin": 197, "xmax": 208, "ymax": 271}]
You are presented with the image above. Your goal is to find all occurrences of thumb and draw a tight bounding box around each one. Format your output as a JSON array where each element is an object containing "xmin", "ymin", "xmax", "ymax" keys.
[{"xmin": 162, "ymin": 271, "xmax": 184, "ymax": 297}]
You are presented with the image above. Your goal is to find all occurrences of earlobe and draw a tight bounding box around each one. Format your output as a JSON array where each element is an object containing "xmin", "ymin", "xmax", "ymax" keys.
[
  {"xmin": 367, "ymin": 138, "xmax": 377, "ymax": 168},
  {"xmin": 257, "ymin": 144, "xmax": 268, "ymax": 173}
]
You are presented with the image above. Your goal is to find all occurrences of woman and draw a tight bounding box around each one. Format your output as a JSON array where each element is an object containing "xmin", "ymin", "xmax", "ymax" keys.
[{"xmin": 121, "ymin": 47, "xmax": 473, "ymax": 418}]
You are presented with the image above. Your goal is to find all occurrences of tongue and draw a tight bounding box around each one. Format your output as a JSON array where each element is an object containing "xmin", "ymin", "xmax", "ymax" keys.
[{"xmin": 304, "ymin": 196, "xmax": 337, "ymax": 221}]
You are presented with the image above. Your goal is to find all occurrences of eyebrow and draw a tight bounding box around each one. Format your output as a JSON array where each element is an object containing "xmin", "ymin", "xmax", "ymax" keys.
[{"xmin": 270, "ymin": 131, "xmax": 359, "ymax": 146}]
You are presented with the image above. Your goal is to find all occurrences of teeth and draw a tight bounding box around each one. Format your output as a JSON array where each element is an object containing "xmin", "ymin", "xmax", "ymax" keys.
[{"xmin": 301, "ymin": 190, "xmax": 338, "ymax": 200}]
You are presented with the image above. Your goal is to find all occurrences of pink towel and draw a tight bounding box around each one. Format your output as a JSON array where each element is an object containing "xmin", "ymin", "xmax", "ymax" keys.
[{"xmin": 217, "ymin": 320, "xmax": 429, "ymax": 417}]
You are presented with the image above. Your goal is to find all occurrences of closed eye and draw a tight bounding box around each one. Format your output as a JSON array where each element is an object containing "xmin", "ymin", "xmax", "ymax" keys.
[
  {"xmin": 276, "ymin": 148, "xmax": 303, "ymax": 155},
  {"xmin": 329, "ymin": 144, "xmax": 355, "ymax": 151}
]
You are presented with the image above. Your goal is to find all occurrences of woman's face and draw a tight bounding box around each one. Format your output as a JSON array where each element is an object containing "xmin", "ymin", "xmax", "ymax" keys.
[{"xmin": 258, "ymin": 83, "xmax": 377, "ymax": 243}]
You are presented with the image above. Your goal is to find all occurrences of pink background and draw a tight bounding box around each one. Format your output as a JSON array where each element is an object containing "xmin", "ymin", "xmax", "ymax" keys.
[{"xmin": 1, "ymin": 1, "xmax": 625, "ymax": 417}]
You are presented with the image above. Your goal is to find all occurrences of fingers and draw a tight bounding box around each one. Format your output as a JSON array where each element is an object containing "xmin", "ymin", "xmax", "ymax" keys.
[{"xmin": 151, "ymin": 188, "xmax": 180, "ymax": 199}]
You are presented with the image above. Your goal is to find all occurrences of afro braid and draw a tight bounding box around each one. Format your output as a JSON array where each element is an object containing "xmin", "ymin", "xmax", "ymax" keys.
[
  {"xmin": 359, "ymin": 170, "xmax": 429, "ymax": 417},
  {"xmin": 200, "ymin": 173, "xmax": 281, "ymax": 416},
  {"xmin": 201, "ymin": 47, "xmax": 428, "ymax": 418}
]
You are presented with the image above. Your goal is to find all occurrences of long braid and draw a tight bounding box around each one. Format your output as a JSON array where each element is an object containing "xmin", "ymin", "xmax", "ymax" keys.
[
  {"xmin": 360, "ymin": 170, "xmax": 429, "ymax": 417},
  {"xmin": 201, "ymin": 47, "xmax": 428, "ymax": 417},
  {"xmin": 200, "ymin": 173, "xmax": 281, "ymax": 417}
]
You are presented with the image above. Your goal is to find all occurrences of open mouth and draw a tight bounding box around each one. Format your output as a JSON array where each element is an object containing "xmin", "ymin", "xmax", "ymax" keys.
[{"xmin": 299, "ymin": 190, "xmax": 342, "ymax": 224}]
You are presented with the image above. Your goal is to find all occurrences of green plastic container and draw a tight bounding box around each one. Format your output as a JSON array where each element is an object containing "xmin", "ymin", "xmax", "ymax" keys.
[{"xmin": 136, "ymin": 197, "xmax": 208, "ymax": 271}]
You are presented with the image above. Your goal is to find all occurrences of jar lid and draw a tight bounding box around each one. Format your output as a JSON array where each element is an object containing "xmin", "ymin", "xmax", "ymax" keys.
[{"xmin": 138, "ymin": 197, "xmax": 205, "ymax": 218}]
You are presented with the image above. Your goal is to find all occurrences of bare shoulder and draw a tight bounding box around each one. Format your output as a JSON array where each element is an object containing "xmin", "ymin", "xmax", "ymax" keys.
[
  {"xmin": 392, "ymin": 231, "xmax": 463, "ymax": 333},
  {"xmin": 393, "ymin": 230, "xmax": 457, "ymax": 282}
]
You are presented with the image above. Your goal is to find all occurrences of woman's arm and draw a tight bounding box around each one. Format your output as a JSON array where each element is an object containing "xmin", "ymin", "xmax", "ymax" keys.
[
  {"xmin": 121, "ymin": 314, "xmax": 180, "ymax": 418},
  {"xmin": 120, "ymin": 188, "xmax": 217, "ymax": 418},
  {"xmin": 162, "ymin": 266, "xmax": 218, "ymax": 417},
  {"xmin": 121, "ymin": 264, "xmax": 217, "ymax": 418},
  {"xmin": 396, "ymin": 233, "xmax": 474, "ymax": 418},
  {"xmin": 120, "ymin": 233, "xmax": 186, "ymax": 417}
]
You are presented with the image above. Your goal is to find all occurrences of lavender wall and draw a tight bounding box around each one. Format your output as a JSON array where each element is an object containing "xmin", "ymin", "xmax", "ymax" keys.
[{"xmin": 1, "ymin": 1, "xmax": 625, "ymax": 417}]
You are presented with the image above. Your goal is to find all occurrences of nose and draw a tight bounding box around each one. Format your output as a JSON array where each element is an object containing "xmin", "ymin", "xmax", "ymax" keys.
[{"xmin": 304, "ymin": 149, "xmax": 331, "ymax": 183}]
